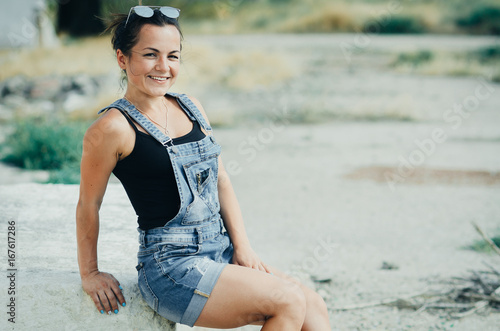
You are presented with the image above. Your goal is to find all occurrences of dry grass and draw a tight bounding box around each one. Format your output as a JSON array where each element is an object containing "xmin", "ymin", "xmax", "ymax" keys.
[
  {"xmin": 391, "ymin": 49, "xmax": 500, "ymax": 79},
  {"xmin": 345, "ymin": 166, "xmax": 500, "ymax": 186},
  {"xmin": 0, "ymin": 35, "xmax": 298, "ymax": 124},
  {"xmin": 0, "ymin": 36, "xmax": 115, "ymax": 80},
  {"xmin": 180, "ymin": 44, "xmax": 296, "ymax": 90},
  {"xmin": 0, "ymin": 36, "xmax": 297, "ymax": 90},
  {"xmin": 277, "ymin": 2, "xmax": 367, "ymax": 33},
  {"xmin": 179, "ymin": 0, "xmax": 486, "ymax": 35}
]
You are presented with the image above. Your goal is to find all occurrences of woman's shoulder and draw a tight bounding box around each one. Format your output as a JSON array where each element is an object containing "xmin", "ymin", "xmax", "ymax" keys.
[
  {"xmin": 185, "ymin": 94, "xmax": 211, "ymax": 125},
  {"xmin": 167, "ymin": 93, "xmax": 211, "ymax": 126},
  {"xmin": 84, "ymin": 107, "xmax": 132, "ymax": 146}
]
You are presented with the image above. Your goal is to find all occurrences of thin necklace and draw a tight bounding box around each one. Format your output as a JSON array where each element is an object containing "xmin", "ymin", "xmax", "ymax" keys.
[{"xmin": 124, "ymin": 96, "xmax": 170, "ymax": 135}]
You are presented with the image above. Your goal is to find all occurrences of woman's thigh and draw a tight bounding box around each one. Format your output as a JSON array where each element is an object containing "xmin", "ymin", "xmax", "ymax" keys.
[{"xmin": 195, "ymin": 264, "xmax": 304, "ymax": 328}]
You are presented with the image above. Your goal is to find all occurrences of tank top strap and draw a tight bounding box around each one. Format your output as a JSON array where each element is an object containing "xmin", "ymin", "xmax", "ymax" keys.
[
  {"xmin": 98, "ymin": 98, "xmax": 173, "ymax": 147},
  {"xmin": 166, "ymin": 92, "xmax": 213, "ymax": 135},
  {"xmin": 112, "ymin": 108, "xmax": 139, "ymax": 133}
]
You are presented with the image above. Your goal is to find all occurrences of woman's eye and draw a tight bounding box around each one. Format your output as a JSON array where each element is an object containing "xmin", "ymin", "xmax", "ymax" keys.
[
  {"xmin": 169, "ymin": 55, "xmax": 179, "ymax": 60},
  {"xmin": 144, "ymin": 53, "xmax": 157, "ymax": 58}
]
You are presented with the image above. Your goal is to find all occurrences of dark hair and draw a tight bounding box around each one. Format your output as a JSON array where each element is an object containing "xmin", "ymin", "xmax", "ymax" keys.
[{"xmin": 104, "ymin": 9, "xmax": 183, "ymax": 56}]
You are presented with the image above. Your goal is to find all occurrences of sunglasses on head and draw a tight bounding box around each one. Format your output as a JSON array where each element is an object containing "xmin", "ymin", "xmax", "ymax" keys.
[{"xmin": 125, "ymin": 6, "xmax": 181, "ymax": 27}]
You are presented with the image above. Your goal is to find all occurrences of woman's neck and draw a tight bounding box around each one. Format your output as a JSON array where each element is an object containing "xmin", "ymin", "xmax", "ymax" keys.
[{"xmin": 123, "ymin": 91, "xmax": 166, "ymax": 115}]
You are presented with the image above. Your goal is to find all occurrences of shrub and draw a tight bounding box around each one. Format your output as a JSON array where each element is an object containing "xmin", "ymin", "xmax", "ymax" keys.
[
  {"xmin": 47, "ymin": 163, "xmax": 82, "ymax": 184},
  {"xmin": 1, "ymin": 117, "xmax": 88, "ymax": 183},
  {"xmin": 474, "ymin": 45, "xmax": 500, "ymax": 62},
  {"xmin": 2, "ymin": 117, "xmax": 87, "ymax": 170},
  {"xmin": 467, "ymin": 235, "xmax": 500, "ymax": 253},
  {"xmin": 455, "ymin": 5, "xmax": 500, "ymax": 35},
  {"xmin": 364, "ymin": 15, "xmax": 426, "ymax": 34},
  {"xmin": 394, "ymin": 50, "xmax": 434, "ymax": 67}
]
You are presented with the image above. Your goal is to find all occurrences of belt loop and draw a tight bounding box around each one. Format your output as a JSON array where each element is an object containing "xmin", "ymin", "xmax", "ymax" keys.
[
  {"xmin": 196, "ymin": 227, "xmax": 203, "ymax": 244},
  {"xmin": 138, "ymin": 230, "xmax": 144, "ymax": 246},
  {"xmin": 219, "ymin": 217, "xmax": 224, "ymax": 233}
]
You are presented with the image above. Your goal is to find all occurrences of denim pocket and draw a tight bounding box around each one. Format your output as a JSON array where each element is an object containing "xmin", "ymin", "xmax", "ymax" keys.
[
  {"xmin": 182, "ymin": 154, "xmax": 220, "ymax": 225},
  {"xmin": 196, "ymin": 168, "xmax": 211, "ymax": 194},
  {"xmin": 154, "ymin": 242, "xmax": 201, "ymax": 263},
  {"xmin": 137, "ymin": 263, "xmax": 159, "ymax": 312}
]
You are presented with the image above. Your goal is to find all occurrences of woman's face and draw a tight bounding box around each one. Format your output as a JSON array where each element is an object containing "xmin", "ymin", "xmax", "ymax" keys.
[{"xmin": 118, "ymin": 24, "xmax": 181, "ymax": 98}]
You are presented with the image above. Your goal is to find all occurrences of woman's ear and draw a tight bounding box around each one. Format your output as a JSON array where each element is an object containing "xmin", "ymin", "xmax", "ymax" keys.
[{"xmin": 117, "ymin": 49, "xmax": 127, "ymax": 70}]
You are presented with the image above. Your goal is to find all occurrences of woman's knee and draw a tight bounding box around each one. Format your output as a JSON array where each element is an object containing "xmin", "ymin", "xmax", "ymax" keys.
[
  {"xmin": 308, "ymin": 290, "xmax": 328, "ymax": 316},
  {"xmin": 268, "ymin": 281, "xmax": 307, "ymax": 322}
]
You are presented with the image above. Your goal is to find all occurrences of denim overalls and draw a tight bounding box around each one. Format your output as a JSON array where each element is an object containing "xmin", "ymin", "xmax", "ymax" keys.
[{"xmin": 99, "ymin": 93, "xmax": 233, "ymax": 326}]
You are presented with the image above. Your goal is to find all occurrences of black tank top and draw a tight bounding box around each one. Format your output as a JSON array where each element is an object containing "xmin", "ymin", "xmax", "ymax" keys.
[{"xmin": 112, "ymin": 110, "xmax": 206, "ymax": 230}]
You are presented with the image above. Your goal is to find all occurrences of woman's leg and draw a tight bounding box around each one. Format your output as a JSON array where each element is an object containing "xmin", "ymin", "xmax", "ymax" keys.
[
  {"xmin": 195, "ymin": 264, "xmax": 331, "ymax": 330},
  {"xmin": 195, "ymin": 264, "xmax": 307, "ymax": 330},
  {"xmin": 267, "ymin": 266, "xmax": 331, "ymax": 331}
]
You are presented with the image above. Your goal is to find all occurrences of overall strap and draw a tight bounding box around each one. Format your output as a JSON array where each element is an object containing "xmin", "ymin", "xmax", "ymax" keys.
[
  {"xmin": 98, "ymin": 99, "xmax": 173, "ymax": 147},
  {"xmin": 166, "ymin": 92, "xmax": 213, "ymax": 135}
]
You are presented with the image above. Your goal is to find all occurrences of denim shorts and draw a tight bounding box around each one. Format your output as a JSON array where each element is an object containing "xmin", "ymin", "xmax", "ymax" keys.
[{"xmin": 136, "ymin": 218, "xmax": 234, "ymax": 327}]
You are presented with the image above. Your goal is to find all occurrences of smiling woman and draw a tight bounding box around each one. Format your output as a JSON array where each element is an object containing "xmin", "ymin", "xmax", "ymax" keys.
[
  {"xmin": 117, "ymin": 24, "xmax": 181, "ymax": 101},
  {"xmin": 75, "ymin": 5, "xmax": 330, "ymax": 330}
]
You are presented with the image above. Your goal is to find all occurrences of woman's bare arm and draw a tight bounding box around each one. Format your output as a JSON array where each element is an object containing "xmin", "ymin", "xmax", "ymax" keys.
[
  {"xmin": 189, "ymin": 97, "xmax": 270, "ymax": 273},
  {"xmin": 76, "ymin": 109, "xmax": 130, "ymax": 314}
]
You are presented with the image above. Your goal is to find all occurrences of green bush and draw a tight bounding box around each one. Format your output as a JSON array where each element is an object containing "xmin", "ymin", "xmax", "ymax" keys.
[
  {"xmin": 466, "ymin": 235, "xmax": 500, "ymax": 253},
  {"xmin": 364, "ymin": 16, "xmax": 426, "ymax": 34},
  {"xmin": 456, "ymin": 5, "xmax": 500, "ymax": 35},
  {"xmin": 394, "ymin": 50, "xmax": 434, "ymax": 66},
  {"xmin": 47, "ymin": 163, "xmax": 82, "ymax": 184},
  {"xmin": 1, "ymin": 117, "xmax": 88, "ymax": 183},
  {"xmin": 473, "ymin": 45, "xmax": 500, "ymax": 62}
]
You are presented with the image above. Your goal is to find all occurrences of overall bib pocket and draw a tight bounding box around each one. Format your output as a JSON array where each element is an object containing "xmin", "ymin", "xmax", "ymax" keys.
[{"xmin": 181, "ymin": 154, "xmax": 220, "ymax": 225}]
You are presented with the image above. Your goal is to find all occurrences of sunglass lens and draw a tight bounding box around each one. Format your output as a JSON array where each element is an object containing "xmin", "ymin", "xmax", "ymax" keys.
[
  {"xmin": 134, "ymin": 6, "xmax": 154, "ymax": 18},
  {"xmin": 160, "ymin": 7, "xmax": 180, "ymax": 19}
]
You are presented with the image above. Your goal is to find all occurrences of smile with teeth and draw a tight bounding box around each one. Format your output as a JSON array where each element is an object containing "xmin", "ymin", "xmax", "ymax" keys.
[{"xmin": 149, "ymin": 75, "xmax": 169, "ymax": 81}]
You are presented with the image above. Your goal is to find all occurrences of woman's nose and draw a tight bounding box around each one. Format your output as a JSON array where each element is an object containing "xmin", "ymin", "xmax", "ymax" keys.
[{"xmin": 155, "ymin": 56, "xmax": 169, "ymax": 72}]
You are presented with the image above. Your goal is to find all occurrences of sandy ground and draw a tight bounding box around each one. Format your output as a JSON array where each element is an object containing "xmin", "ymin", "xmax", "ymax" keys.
[
  {"xmin": 1, "ymin": 119, "xmax": 500, "ymax": 330},
  {"xmin": 1, "ymin": 34, "xmax": 500, "ymax": 330}
]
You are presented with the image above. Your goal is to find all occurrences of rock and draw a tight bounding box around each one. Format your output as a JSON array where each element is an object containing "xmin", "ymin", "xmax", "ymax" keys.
[
  {"xmin": 27, "ymin": 75, "xmax": 65, "ymax": 100},
  {"xmin": 1, "ymin": 75, "xmax": 30, "ymax": 98},
  {"xmin": 0, "ymin": 103, "xmax": 13, "ymax": 122},
  {"xmin": 0, "ymin": 184, "xmax": 176, "ymax": 331},
  {"xmin": 311, "ymin": 274, "xmax": 333, "ymax": 283},
  {"xmin": 15, "ymin": 271, "xmax": 176, "ymax": 331},
  {"xmin": 2, "ymin": 94, "xmax": 28, "ymax": 110},
  {"xmin": 381, "ymin": 261, "xmax": 399, "ymax": 270},
  {"xmin": 70, "ymin": 74, "xmax": 99, "ymax": 96},
  {"xmin": 62, "ymin": 92, "xmax": 91, "ymax": 113}
]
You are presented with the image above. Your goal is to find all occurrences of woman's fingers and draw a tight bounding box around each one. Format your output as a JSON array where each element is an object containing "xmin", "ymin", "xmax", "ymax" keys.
[
  {"xmin": 261, "ymin": 262, "xmax": 272, "ymax": 274},
  {"xmin": 82, "ymin": 272, "xmax": 126, "ymax": 314},
  {"xmin": 90, "ymin": 292, "xmax": 105, "ymax": 314},
  {"xmin": 101, "ymin": 278, "xmax": 126, "ymax": 314},
  {"xmin": 107, "ymin": 274, "xmax": 126, "ymax": 308},
  {"xmin": 99, "ymin": 289, "xmax": 114, "ymax": 314}
]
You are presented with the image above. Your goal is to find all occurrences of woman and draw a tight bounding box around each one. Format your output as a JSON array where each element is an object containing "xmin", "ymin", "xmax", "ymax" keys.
[{"xmin": 76, "ymin": 6, "xmax": 331, "ymax": 330}]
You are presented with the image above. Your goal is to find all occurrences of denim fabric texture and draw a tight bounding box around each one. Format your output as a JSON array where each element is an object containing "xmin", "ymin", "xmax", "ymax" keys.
[{"xmin": 99, "ymin": 93, "xmax": 234, "ymax": 326}]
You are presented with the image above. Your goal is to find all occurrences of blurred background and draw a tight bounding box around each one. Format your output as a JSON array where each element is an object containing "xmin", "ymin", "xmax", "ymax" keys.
[
  {"xmin": 1, "ymin": 2, "xmax": 500, "ymax": 329},
  {"xmin": 0, "ymin": 0, "xmax": 499, "ymax": 184}
]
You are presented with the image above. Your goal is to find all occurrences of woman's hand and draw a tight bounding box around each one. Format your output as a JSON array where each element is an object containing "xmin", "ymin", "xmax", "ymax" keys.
[
  {"xmin": 232, "ymin": 244, "xmax": 272, "ymax": 274},
  {"xmin": 81, "ymin": 271, "xmax": 126, "ymax": 315}
]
